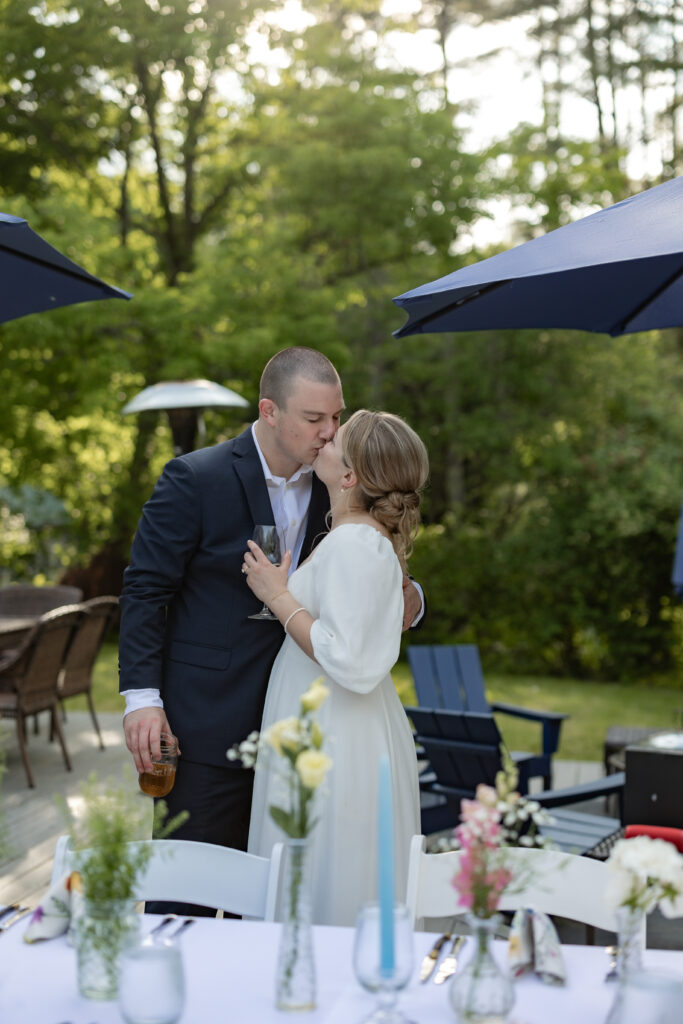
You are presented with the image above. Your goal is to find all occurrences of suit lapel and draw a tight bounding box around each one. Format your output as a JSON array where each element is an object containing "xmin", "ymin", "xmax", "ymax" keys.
[
  {"xmin": 301, "ymin": 474, "xmax": 330, "ymax": 561},
  {"xmin": 232, "ymin": 429, "xmax": 274, "ymax": 526}
]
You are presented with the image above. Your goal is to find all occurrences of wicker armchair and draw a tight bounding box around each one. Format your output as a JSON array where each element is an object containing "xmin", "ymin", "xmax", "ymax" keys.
[
  {"xmin": 0, "ymin": 606, "xmax": 81, "ymax": 787},
  {"xmin": 56, "ymin": 596, "xmax": 119, "ymax": 749}
]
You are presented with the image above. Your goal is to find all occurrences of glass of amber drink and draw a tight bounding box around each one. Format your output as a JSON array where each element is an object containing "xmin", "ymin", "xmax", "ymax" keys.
[{"xmin": 138, "ymin": 733, "xmax": 178, "ymax": 797}]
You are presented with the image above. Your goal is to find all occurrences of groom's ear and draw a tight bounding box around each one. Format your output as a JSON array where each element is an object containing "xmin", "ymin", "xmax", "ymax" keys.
[{"xmin": 259, "ymin": 397, "xmax": 277, "ymax": 424}]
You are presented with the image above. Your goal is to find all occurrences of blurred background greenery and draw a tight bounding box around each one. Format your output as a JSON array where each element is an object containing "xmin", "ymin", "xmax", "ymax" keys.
[{"xmin": 2, "ymin": 0, "xmax": 683, "ymax": 686}]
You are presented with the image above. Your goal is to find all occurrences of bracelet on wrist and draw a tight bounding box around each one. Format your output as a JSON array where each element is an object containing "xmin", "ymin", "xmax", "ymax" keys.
[{"xmin": 284, "ymin": 606, "xmax": 306, "ymax": 634}]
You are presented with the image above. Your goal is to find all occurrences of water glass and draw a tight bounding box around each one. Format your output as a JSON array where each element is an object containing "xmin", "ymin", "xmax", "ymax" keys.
[
  {"xmin": 353, "ymin": 903, "xmax": 415, "ymax": 1023},
  {"xmin": 118, "ymin": 938, "xmax": 185, "ymax": 1024}
]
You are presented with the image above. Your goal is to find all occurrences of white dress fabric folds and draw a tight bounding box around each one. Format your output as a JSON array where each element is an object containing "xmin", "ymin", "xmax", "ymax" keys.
[{"xmin": 248, "ymin": 523, "xmax": 420, "ymax": 926}]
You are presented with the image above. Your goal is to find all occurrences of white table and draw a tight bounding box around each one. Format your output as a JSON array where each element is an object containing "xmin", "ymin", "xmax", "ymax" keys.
[{"xmin": 0, "ymin": 916, "xmax": 681, "ymax": 1023}]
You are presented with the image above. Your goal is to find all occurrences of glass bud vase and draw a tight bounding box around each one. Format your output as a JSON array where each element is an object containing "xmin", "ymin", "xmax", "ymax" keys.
[
  {"xmin": 75, "ymin": 899, "xmax": 140, "ymax": 1001},
  {"xmin": 604, "ymin": 906, "xmax": 647, "ymax": 1024},
  {"xmin": 449, "ymin": 913, "xmax": 515, "ymax": 1024},
  {"xmin": 276, "ymin": 838, "xmax": 316, "ymax": 1012}
]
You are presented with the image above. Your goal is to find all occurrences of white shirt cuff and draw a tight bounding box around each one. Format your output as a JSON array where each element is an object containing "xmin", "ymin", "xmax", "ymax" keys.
[{"xmin": 121, "ymin": 688, "xmax": 164, "ymax": 717}]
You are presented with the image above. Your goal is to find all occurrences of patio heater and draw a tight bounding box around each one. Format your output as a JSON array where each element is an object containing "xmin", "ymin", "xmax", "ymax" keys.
[{"xmin": 122, "ymin": 379, "xmax": 249, "ymax": 455}]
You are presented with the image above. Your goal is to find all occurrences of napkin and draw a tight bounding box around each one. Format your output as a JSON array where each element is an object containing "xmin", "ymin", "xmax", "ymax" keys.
[
  {"xmin": 23, "ymin": 870, "xmax": 84, "ymax": 943},
  {"xmin": 507, "ymin": 907, "xmax": 566, "ymax": 985}
]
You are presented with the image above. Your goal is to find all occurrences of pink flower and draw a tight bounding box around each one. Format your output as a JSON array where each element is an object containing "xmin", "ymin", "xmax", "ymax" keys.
[{"xmin": 451, "ymin": 790, "xmax": 513, "ymax": 918}]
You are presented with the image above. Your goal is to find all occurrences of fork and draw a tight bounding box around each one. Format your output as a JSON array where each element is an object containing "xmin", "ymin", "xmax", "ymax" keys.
[
  {"xmin": 142, "ymin": 913, "xmax": 178, "ymax": 945},
  {"xmin": 170, "ymin": 918, "xmax": 196, "ymax": 939}
]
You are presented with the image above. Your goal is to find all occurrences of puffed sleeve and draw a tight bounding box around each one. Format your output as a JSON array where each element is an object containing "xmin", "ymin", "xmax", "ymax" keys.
[{"xmin": 309, "ymin": 526, "xmax": 403, "ymax": 694}]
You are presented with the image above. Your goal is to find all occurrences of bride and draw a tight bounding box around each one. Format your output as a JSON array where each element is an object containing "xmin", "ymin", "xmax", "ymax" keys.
[{"xmin": 242, "ymin": 409, "xmax": 429, "ymax": 926}]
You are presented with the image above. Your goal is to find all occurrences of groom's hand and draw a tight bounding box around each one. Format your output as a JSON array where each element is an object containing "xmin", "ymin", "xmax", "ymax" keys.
[
  {"xmin": 124, "ymin": 706, "xmax": 178, "ymax": 774},
  {"xmin": 402, "ymin": 577, "xmax": 422, "ymax": 632}
]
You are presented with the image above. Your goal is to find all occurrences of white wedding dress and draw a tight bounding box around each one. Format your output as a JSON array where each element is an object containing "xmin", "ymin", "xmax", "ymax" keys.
[{"xmin": 248, "ymin": 523, "xmax": 420, "ymax": 927}]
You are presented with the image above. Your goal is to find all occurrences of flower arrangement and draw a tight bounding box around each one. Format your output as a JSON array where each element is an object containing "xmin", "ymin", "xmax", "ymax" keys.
[
  {"xmin": 228, "ymin": 676, "xmax": 332, "ymax": 838},
  {"xmin": 451, "ymin": 783, "xmax": 514, "ymax": 918},
  {"xmin": 56, "ymin": 772, "xmax": 186, "ymax": 999},
  {"xmin": 605, "ymin": 835, "xmax": 683, "ymax": 916}
]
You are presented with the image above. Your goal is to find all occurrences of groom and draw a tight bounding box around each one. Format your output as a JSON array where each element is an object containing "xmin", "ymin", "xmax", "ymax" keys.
[{"xmin": 119, "ymin": 347, "xmax": 422, "ymax": 913}]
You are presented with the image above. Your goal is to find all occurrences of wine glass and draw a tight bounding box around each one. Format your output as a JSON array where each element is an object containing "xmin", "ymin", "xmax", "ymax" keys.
[
  {"xmin": 353, "ymin": 903, "xmax": 415, "ymax": 1024},
  {"xmin": 247, "ymin": 524, "xmax": 283, "ymax": 621}
]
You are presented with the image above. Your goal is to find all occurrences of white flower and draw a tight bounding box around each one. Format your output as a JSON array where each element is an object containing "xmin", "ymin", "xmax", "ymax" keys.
[{"xmin": 605, "ymin": 836, "xmax": 683, "ymax": 916}]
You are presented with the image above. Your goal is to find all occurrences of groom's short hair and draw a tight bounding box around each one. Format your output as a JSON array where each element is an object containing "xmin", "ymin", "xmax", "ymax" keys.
[{"xmin": 260, "ymin": 347, "xmax": 341, "ymax": 408}]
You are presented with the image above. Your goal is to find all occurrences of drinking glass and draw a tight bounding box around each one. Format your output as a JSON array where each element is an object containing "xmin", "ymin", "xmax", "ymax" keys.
[
  {"xmin": 118, "ymin": 937, "xmax": 185, "ymax": 1024},
  {"xmin": 247, "ymin": 525, "xmax": 283, "ymax": 621},
  {"xmin": 353, "ymin": 903, "xmax": 415, "ymax": 1024},
  {"xmin": 138, "ymin": 733, "xmax": 178, "ymax": 797}
]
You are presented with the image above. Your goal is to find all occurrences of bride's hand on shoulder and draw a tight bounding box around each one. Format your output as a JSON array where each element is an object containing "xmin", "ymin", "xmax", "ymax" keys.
[{"xmin": 243, "ymin": 541, "xmax": 292, "ymax": 605}]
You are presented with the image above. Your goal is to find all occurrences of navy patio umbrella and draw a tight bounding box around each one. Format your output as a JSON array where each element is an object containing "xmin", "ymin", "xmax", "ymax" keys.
[
  {"xmin": 393, "ymin": 175, "xmax": 683, "ymax": 339},
  {"xmin": 0, "ymin": 212, "xmax": 131, "ymax": 324}
]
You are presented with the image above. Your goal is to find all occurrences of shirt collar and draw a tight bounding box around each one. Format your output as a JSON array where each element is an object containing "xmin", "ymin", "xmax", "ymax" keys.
[{"xmin": 251, "ymin": 423, "xmax": 313, "ymax": 485}]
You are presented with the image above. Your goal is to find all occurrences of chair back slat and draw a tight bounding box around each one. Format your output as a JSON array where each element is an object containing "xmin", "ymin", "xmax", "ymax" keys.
[
  {"xmin": 407, "ymin": 647, "xmax": 442, "ymax": 706},
  {"xmin": 453, "ymin": 644, "xmax": 490, "ymax": 712},
  {"xmin": 59, "ymin": 597, "xmax": 118, "ymax": 699},
  {"xmin": 51, "ymin": 835, "xmax": 284, "ymax": 922},
  {"xmin": 409, "ymin": 644, "xmax": 491, "ymax": 712},
  {"xmin": 407, "ymin": 706, "xmax": 504, "ymax": 796},
  {"xmin": 406, "ymin": 835, "xmax": 621, "ymax": 932}
]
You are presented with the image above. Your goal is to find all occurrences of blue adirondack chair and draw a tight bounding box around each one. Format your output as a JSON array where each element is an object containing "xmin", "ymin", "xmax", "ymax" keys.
[
  {"xmin": 407, "ymin": 705, "xmax": 623, "ymax": 854},
  {"xmin": 407, "ymin": 644, "xmax": 569, "ymax": 789}
]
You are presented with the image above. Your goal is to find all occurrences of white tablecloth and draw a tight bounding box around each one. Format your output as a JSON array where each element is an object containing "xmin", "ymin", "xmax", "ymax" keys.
[{"xmin": 0, "ymin": 915, "xmax": 681, "ymax": 1023}]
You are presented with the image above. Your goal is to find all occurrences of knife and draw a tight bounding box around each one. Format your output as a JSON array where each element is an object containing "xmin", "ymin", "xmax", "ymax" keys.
[
  {"xmin": 434, "ymin": 934, "xmax": 467, "ymax": 984},
  {"xmin": 0, "ymin": 903, "xmax": 19, "ymax": 923},
  {"xmin": 0, "ymin": 906, "xmax": 31, "ymax": 934},
  {"xmin": 419, "ymin": 931, "xmax": 452, "ymax": 982}
]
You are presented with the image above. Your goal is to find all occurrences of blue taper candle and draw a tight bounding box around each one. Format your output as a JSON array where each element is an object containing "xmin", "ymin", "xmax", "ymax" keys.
[{"xmin": 378, "ymin": 754, "xmax": 395, "ymax": 975}]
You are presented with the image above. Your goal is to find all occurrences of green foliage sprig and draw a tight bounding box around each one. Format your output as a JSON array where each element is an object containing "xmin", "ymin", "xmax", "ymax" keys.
[{"xmin": 57, "ymin": 771, "xmax": 187, "ymax": 904}]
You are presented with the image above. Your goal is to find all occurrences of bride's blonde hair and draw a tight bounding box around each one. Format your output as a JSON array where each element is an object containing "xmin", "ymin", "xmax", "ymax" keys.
[{"xmin": 341, "ymin": 410, "xmax": 429, "ymax": 562}]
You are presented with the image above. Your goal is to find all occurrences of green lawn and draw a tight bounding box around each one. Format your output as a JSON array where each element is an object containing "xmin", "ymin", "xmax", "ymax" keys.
[{"xmin": 94, "ymin": 639, "xmax": 681, "ymax": 762}]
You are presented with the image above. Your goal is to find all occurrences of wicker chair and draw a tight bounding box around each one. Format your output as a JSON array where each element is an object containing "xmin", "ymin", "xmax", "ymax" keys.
[
  {"xmin": 56, "ymin": 596, "xmax": 119, "ymax": 750},
  {"xmin": 0, "ymin": 606, "xmax": 81, "ymax": 787},
  {"xmin": 0, "ymin": 584, "xmax": 83, "ymax": 619}
]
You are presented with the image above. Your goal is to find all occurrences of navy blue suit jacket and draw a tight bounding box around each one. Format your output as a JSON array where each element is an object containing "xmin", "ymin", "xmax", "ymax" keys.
[{"xmin": 119, "ymin": 428, "xmax": 330, "ymax": 766}]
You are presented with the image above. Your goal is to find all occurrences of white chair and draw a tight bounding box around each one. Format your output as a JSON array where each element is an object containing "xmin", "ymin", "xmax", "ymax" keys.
[
  {"xmin": 406, "ymin": 834, "xmax": 625, "ymax": 936},
  {"xmin": 51, "ymin": 835, "xmax": 284, "ymax": 921}
]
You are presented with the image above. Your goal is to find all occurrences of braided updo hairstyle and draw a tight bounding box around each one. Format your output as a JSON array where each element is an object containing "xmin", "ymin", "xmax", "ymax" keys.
[{"xmin": 341, "ymin": 410, "xmax": 429, "ymax": 563}]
